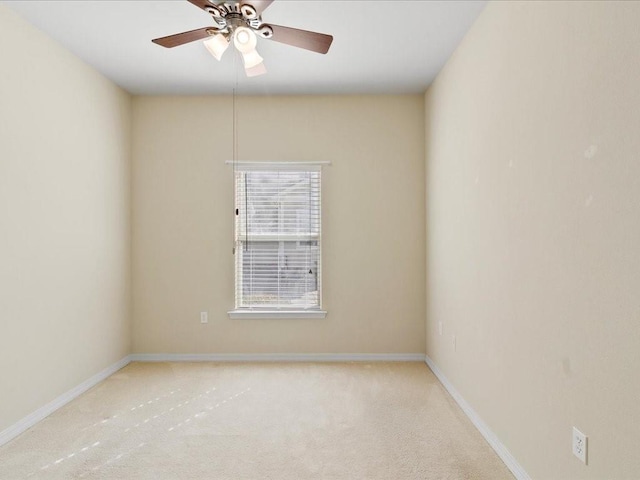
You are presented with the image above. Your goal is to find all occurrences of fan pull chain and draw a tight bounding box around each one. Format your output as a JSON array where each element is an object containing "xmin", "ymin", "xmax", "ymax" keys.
[{"xmin": 232, "ymin": 46, "xmax": 239, "ymax": 255}]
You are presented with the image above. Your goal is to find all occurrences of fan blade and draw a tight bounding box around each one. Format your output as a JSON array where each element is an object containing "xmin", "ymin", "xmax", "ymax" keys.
[
  {"xmin": 267, "ymin": 24, "xmax": 333, "ymax": 54},
  {"xmin": 242, "ymin": 1, "xmax": 274, "ymax": 16},
  {"xmin": 152, "ymin": 27, "xmax": 216, "ymax": 48},
  {"xmin": 186, "ymin": 0, "xmax": 214, "ymax": 12}
]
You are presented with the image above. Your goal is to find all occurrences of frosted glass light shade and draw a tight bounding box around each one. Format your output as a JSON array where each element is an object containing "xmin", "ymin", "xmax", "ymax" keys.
[
  {"xmin": 203, "ymin": 34, "xmax": 229, "ymax": 61},
  {"xmin": 245, "ymin": 61, "xmax": 267, "ymax": 77},
  {"xmin": 233, "ymin": 27, "xmax": 257, "ymax": 54},
  {"xmin": 241, "ymin": 49, "xmax": 263, "ymax": 69}
]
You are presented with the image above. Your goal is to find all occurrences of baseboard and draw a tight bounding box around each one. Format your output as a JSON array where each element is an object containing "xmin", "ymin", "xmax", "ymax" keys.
[
  {"xmin": 424, "ymin": 356, "xmax": 531, "ymax": 480},
  {"xmin": 0, "ymin": 355, "xmax": 131, "ymax": 448},
  {"xmin": 130, "ymin": 353, "xmax": 426, "ymax": 362}
]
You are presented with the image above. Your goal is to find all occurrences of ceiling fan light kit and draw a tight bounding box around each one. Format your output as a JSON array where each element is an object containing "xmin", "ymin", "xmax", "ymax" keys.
[
  {"xmin": 245, "ymin": 61, "xmax": 267, "ymax": 77},
  {"xmin": 232, "ymin": 27, "xmax": 264, "ymax": 69},
  {"xmin": 152, "ymin": 0, "xmax": 333, "ymax": 78},
  {"xmin": 203, "ymin": 33, "xmax": 229, "ymax": 61}
]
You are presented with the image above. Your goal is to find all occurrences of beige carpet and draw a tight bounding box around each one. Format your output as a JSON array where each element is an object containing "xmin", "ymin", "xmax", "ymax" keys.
[{"xmin": 0, "ymin": 362, "xmax": 514, "ymax": 479}]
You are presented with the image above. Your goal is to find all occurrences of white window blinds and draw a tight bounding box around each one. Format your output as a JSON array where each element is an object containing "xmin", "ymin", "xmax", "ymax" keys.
[{"xmin": 234, "ymin": 164, "xmax": 322, "ymax": 311}]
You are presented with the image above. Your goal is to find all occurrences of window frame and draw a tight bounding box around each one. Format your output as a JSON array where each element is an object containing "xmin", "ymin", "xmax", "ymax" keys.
[{"xmin": 227, "ymin": 162, "xmax": 327, "ymax": 319}]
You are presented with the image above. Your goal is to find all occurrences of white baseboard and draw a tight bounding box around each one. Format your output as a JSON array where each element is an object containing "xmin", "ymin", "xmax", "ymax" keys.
[
  {"xmin": 0, "ymin": 355, "xmax": 131, "ymax": 448},
  {"xmin": 130, "ymin": 353, "xmax": 426, "ymax": 362},
  {"xmin": 424, "ymin": 356, "xmax": 531, "ymax": 480}
]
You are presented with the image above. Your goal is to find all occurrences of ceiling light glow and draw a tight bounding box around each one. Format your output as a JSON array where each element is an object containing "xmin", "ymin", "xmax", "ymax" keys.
[
  {"xmin": 203, "ymin": 27, "xmax": 266, "ymax": 77},
  {"xmin": 245, "ymin": 62, "xmax": 267, "ymax": 77},
  {"xmin": 241, "ymin": 50, "xmax": 264, "ymax": 69},
  {"xmin": 234, "ymin": 27, "xmax": 257, "ymax": 54},
  {"xmin": 203, "ymin": 33, "xmax": 229, "ymax": 61}
]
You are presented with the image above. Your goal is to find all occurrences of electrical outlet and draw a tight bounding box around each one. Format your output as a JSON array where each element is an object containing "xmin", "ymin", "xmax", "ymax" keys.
[
  {"xmin": 200, "ymin": 312, "xmax": 208, "ymax": 324},
  {"xmin": 572, "ymin": 427, "xmax": 587, "ymax": 464},
  {"xmin": 438, "ymin": 321, "xmax": 443, "ymax": 336}
]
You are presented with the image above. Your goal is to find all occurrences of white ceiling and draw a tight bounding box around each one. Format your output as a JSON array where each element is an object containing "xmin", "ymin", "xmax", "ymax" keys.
[{"xmin": 3, "ymin": 0, "xmax": 486, "ymax": 96}]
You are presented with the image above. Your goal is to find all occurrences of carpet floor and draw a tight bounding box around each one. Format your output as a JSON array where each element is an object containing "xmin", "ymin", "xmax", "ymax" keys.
[{"xmin": 0, "ymin": 362, "xmax": 514, "ymax": 479}]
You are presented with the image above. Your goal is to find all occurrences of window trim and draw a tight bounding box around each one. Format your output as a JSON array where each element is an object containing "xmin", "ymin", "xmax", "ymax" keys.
[
  {"xmin": 229, "ymin": 161, "xmax": 327, "ymax": 319},
  {"xmin": 225, "ymin": 160, "xmax": 331, "ymax": 169},
  {"xmin": 227, "ymin": 310, "xmax": 327, "ymax": 319}
]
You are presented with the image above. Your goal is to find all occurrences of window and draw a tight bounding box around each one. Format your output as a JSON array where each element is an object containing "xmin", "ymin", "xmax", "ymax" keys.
[{"xmin": 229, "ymin": 163, "xmax": 325, "ymax": 318}]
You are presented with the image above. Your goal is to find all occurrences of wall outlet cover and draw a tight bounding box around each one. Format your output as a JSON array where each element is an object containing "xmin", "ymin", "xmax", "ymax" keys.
[{"xmin": 572, "ymin": 427, "xmax": 587, "ymax": 464}]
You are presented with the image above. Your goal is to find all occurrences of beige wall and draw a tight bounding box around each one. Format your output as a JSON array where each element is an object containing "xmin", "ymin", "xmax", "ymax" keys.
[
  {"xmin": 132, "ymin": 95, "xmax": 425, "ymax": 354},
  {"xmin": 0, "ymin": 5, "xmax": 131, "ymax": 433},
  {"xmin": 424, "ymin": 1, "xmax": 640, "ymax": 479}
]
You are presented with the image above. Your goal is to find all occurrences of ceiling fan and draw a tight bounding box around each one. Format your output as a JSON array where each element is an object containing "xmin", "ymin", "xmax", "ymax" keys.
[{"xmin": 152, "ymin": 0, "xmax": 334, "ymax": 77}]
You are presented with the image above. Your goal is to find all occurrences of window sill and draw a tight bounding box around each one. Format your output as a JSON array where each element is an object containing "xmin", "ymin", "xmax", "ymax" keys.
[{"xmin": 228, "ymin": 310, "xmax": 327, "ymax": 319}]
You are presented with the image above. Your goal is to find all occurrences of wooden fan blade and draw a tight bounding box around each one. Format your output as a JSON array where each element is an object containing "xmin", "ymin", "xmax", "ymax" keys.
[
  {"xmin": 152, "ymin": 27, "xmax": 216, "ymax": 48},
  {"xmin": 186, "ymin": 0, "xmax": 213, "ymax": 12},
  {"xmin": 267, "ymin": 24, "xmax": 333, "ymax": 54},
  {"xmin": 242, "ymin": 0, "xmax": 274, "ymax": 16}
]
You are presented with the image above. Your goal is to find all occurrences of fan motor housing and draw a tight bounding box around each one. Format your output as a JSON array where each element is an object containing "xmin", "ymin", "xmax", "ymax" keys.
[{"xmin": 206, "ymin": 2, "xmax": 267, "ymax": 33}]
